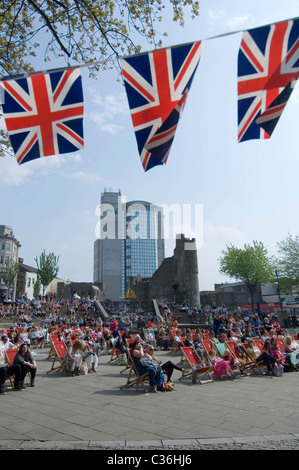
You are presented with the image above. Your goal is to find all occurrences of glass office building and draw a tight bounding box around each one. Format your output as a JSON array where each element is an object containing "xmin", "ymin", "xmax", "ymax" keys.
[{"xmin": 94, "ymin": 190, "xmax": 165, "ymax": 300}]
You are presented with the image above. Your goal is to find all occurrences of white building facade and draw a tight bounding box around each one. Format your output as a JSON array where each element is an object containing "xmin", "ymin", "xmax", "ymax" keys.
[{"xmin": 0, "ymin": 225, "xmax": 21, "ymax": 300}]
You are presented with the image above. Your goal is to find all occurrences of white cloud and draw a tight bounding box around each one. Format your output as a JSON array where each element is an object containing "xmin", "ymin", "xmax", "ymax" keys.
[
  {"xmin": 208, "ymin": 9, "xmax": 255, "ymax": 31},
  {"xmin": 224, "ymin": 14, "xmax": 255, "ymax": 29},
  {"xmin": 0, "ymin": 156, "xmax": 33, "ymax": 185},
  {"xmin": 0, "ymin": 152, "xmax": 82, "ymax": 185},
  {"xmin": 71, "ymin": 170, "xmax": 104, "ymax": 184},
  {"xmin": 87, "ymin": 88, "xmax": 128, "ymax": 134},
  {"xmin": 89, "ymin": 112, "xmax": 123, "ymax": 134}
]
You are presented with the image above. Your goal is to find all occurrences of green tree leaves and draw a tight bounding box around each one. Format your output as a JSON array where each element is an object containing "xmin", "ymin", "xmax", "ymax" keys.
[
  {"xmin": 1, "ymin": 258, "xmax": 19, "ymax": 291},
  {"xmin": 276, "ymin": 233, "xmax": 299, "ymax": 292},
  {"xmin": 0, "ymin": 0, "xmax": 200, "ymax": 76},
  {"xmin": 34, "ymin": 249, "xmax": 60, "ymax": 294},
  {"xmin": 219, "ymin": 240, "xmax": 276, "ymax": 311}
]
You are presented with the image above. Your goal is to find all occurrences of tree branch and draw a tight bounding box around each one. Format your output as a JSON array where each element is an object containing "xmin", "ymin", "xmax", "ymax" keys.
[{"xmin": 27, "ymin": 0, "xmax": 71, "ymax": 57}]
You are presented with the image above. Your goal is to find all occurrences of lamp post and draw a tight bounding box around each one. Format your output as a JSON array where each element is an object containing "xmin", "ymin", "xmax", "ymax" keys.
[{"xmin": 275, "ymin": 269, "xmax": 281, "ymax": 309}]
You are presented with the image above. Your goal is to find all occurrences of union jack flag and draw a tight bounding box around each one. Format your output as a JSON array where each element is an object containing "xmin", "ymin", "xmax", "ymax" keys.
[
  {"xmin": 120, "ymin": 42, "xmax": 201, "ymax": 171},
  {"xmin": 0, "ymin": 68, "xmax": 84, "ymax": 164},
  {"xmin": 238, "ymin": 19, "xmax": 299, "ymax": 142},
  {"xmin": 256, "ymin": 79, "xmax": 298, "ymax": 135}
]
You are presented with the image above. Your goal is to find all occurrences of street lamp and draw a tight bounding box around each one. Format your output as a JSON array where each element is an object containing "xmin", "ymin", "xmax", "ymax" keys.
[{"xmin": 275, "ymin": 269, "xmax": 281, "ymax": 309}]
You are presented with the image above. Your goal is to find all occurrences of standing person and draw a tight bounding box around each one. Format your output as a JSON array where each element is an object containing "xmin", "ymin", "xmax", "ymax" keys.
[
  {"xmin": 13, "ymin": 343, "xmax": 37, "ymax": 388},
  {"xmin": 212, "ymin": 314, "xmax": 223, "ymax": 338}
]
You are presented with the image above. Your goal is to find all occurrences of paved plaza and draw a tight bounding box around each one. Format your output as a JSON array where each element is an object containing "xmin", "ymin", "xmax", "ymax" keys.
[{"xmin": 1, "ymin": 344, "xmax": 299, "ymax": 451}]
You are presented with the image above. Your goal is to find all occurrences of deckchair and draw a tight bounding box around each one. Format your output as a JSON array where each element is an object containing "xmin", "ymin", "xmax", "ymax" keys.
[
  {"xmin": 213, "ymin": 341, "xmax": 243, "ymax": 375},
  {"xmin": 202, "ymin": 332, "xmax": 210, "ymax": 340},
  {"xmin": 47, "ymin": 341, "xmax": 67, "ymax": 375},
  {"xmin": 120, "ymin": 349, "xmax": 149, "ymax": 392},
  {"xmin": 118, "ymin": 338, "xmax": 138, "ymax": 373},
  {"xmin": 276, "ymin": 338, "xmax": 286, "ymax": 353},
  {"xmin": 4, "ymin": 349, "xmax": 18, "ymax": 389},
  {"xmin": 6, "ymin": 348, "xmax": 34, "ymax": 383},
  {"xmin": 171, "ymin": 334, "xmax": 185, "ymax": 354},
  {"xmin": 108, "ymin": 337, "xmax": 122, "ymax": 363},
  {"xmin": 242, "ymin": 340, "xmax": 266, "ymax": 374},
  {"xmin": 201, "ymin": 339, "xmax": 215, "ymax": 364},
  {"xmin": 253, "ymin": 339, "xmax": 264, "ymax": 353},
  {"xmin": 46, "ymin": 336, "xmax": 63, "ymax": 359},
  {"xmin": 179, "ymin": 347, "xmax": 214, "ymax": 384},
  {"xmin": 5, "ymin": 349, "xmax": 18, "ymax": 366},
  {"xmin": 215, "ymin": 342, "xmax": 227, "ymax": 357},
  {"xmin": 225, "ymin": 340, "xmax": 257, "ymax": 375}
]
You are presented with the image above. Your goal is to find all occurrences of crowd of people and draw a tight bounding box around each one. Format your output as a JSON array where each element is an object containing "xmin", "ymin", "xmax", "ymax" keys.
[{"xmin": 0, "ymin": 298, "xmax": 299, "ymax": 395}]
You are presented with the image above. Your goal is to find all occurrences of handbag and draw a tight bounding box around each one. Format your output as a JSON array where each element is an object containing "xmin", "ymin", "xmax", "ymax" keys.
[
  {"xmin": 273, "ymin": 363, "xmax": 284, "ymax": 377},
  {"xmin": 163, "ymin": 382, "xmax": 174, "ymax": 391}
]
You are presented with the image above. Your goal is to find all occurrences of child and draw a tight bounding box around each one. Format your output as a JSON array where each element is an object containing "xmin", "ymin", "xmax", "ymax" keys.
[{"xmin": 210, "ymin": 350, "xmax": 234, "ymax": 380}]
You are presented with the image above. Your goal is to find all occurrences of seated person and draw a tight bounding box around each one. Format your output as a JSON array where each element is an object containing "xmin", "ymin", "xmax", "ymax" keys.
[
  {"xmin": 270, "ymin": 337, "xmax": 286, "ymax": 364},
  {"xmin": 0, "ymin": 343, "xmax": 23, "ymax": 394},
  {"xmin": 210, "ymin": 350, "xmax": 234, "ymax": 380},
  {"xmin": 158, "ymin": 328, "xmax": 171, "ymax": 350},
  {"xmin": 147, "ymin": 346, "xmax": 185, "ymax": 383},
  {"xmin": 62, "ymin": 340, "xmax": 84, "ymax": 376},
  {"xmin": 255, "ymin": 339, "xmax": 283, "ymax": 375},
  {"xmin": 209, "ymin": 331, "xmax": 219, "ymax": 344},
  {"xmin": 263, "ymin": 315, "xmax": 273, "ymax": 333},
  {"xmin": 130, "ymin": 338, "xmax": 162, "ymax": 393},
  {"xmin": 30, "ymin": 327, "xmax": 45, "ymax": 349},
  {"xmin": 13, "ymin": 343, "xmax": 37, "ymax": 388},
  {"xmin": 245, "ymin": 326, "xmax": 257, "ymax": 339},
  {"xmin": 80, "ymin": 340, "xmax": 98, "ymax": 373},
  {"xmin": 1, "ymin": 334, "xmax": 17, "ymax": 350},
  {"xmin": 283, "ymin": 335, "xmax": 299, "ymax": 369},
  {"xmin": 193, "ymin": 333, "xmax": 208, "ymax": 361},
  {"xmin": 144, "ymin": 328, "xmax": 157, "ymax": 348},
  {"xmin": 121, "ymin": 328, "xmax": 132, "ymax": 344},
  {"xmin": 184, "ymin": 333, "xmax": 194, "ymax": 348},
  {"xmin": 168, "ymin": 316, "xmax": 178, "ymax": 330},
  {"xmin": 219, "ymin": 332, "xmax": 228, "ymax": 343},
  {"xmin": 245, "ymin": 338, "xmax": 261, "ymax": 360},
  {"xmin": 173, "ymin": 331, "xmax": 184, "ymax": 347}
]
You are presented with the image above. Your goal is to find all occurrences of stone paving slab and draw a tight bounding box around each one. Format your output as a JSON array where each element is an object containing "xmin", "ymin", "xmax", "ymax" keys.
[{"xmin": 1, "ymin": 346, "xmax": 299, "ymax": 450}]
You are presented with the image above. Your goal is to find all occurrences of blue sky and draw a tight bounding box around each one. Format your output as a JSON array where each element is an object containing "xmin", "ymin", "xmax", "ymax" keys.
[{"xmin": 0, "ymin": 0, "xmax": 299, "ymax": 293}]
